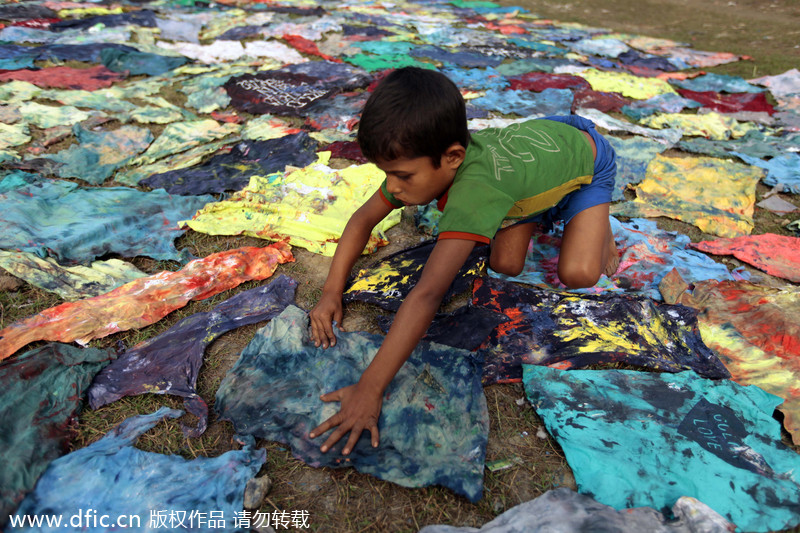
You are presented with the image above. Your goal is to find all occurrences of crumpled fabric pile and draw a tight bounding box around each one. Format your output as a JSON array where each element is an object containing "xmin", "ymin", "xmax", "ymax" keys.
[{"xmin": 1, "ymin": 0, "xmax": 799, "ymax": 531}]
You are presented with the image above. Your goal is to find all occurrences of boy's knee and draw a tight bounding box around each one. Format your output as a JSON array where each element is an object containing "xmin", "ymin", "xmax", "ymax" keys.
[
  {"xmin": 489, "ymin": 254, "xmax": 525, "ymax": 277},
  {"xmin": 558, "ymin": 262, "xmax": 601, "ymax": 289}
]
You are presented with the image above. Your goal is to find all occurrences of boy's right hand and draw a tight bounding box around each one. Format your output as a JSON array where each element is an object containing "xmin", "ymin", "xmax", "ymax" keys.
[{"xmin": 309, "ymin": 292, "xmax": 343, "ymax": 348}]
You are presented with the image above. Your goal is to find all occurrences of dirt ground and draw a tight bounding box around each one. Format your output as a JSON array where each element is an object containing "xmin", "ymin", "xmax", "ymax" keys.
[{"xmin": 2, "ymin": 0, "xmax": 799, "ymax": 532}]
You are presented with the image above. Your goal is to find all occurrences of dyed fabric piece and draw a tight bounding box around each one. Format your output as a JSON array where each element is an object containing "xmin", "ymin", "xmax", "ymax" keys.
[
  {"xmin": 88, "ymin": 275, "xmax": 297, "ymax": 437},
  {"xmin": 410, "ymin": 45, "xmax": 503, "ymax": 67},
  {"xmin": 490, "ymin": 217, "xmax": 733, "ymax": 301},
  {"xmin": 100, "ymin": 47, "xmax": 188, "ymax": 76},
  {"xmin": 215, "ymin": 305, "xmax": 489, "ymax": 502},
  {"xmin": 50, "ymin": 9, "xmax": 157, "ymax": 31},
  {"xmin": 304, "ymin": 93, "xmax": 368, "ymax": 131},
  {"xmin": 0, "ymin": 179, "xmax": 212, "ymax": 264},
  {"xmin": 690, "ymin": 234, "xmax": 800, "ymax": 282},
  {"xmin": 606, "ymin": 136, "xmax": 668, "ymax": 201},
  {"xmin": 676, "ymin": 89, "xmax": 775, "ymax": 115},
  {"xmin": 732, "ymin": 152, "xmax": 800, "ymax": 194},
  {"xmin": 377, "ymin": 305, "xmax": 509, "ymax": 352},
  {"xmin": 17, "ymin": 101, "xmax": 93, "ymax": 129},
  {"xmin": 523, "ymin": 366, "xmax": 800, "ymax": 532},
  {"xmin": 343, "ymin": 53, "xmax": 435, "ymax": 72},
  {"xmin": 471, "ymin": 88, "xmax": 573, "ymax": 117},
  {"xmin": 41, "ymin": 124, "xmax": 153, "ymax": 185},
  {"xmin": 225, "ymin": 71, "xmax": 335, "ymax": 116},
  {"xmin": 0, "ymin": 123, "xmax": 31, "ymax": 149},
  {"xmin": 640, "ymin": 112, "xmax": 758, "ymax": 140},
  {"xmin": 617, "ymin": 49, "xmax": 680, "ymax": 72},
  {"xmin": 182, "ymin": 153, "xmax": 401, "ymax": 256},
  {"xmin": 440, "ymin": 67, "xmax": 509, "ymax": 92},
  {"xmin": 672, "ymin": 72, "xmax": 764, "ymax": 94},
  {"xmin": 132, "ymin": 119, "xmax": 239, "ymax": 166},
  {"xmin": 611, "ymin": 154, "xmax": 760, "ymax": 238},
  {"xmin": 576, "ymin": 68, "xmax": 677, "ymax": 99},
  {"xmin": 344, "ymin": 240, "xmax": 487, "ymax": 312},
  {"xmin": 569, "ymin": 38, "xmax": 630, "ymax": 58},
  {"xmin": 473, "ymin": 277, "xmax": 727, "ymax": 384},
  {"xmin": 683, "ymin": 280, "xmax": 800, "ymax": 442},
  {"xmin": 283, "ymin": 60, "xmax": 372, "ymax": 92},
  {"xmin": 621, "ymin": 92, "xmax": 701, "ymax": 121},
  {"xmin": 0, "ymin": 251, "xmax": 146, "ymax": 301},
  {"xmin": 676, "ymin": 130, "xmax": 798, "ymax": 160},
  {"xmin": 0, "ymin": 244, "xmax": 293, "ymax": 361},
  {"xmin": 506, "ymin": 71, "xmax": 589, "ymax": 92},
  {"xmin": 0, "ymin": 65, "xmax": 125, "ymax": 90},
  {"xmin": 325, "ymin": 140, "xmax": 367, "ymax": 163},
  {"xmin": 10, "ymin": 407, "xmax": 266, "ymax": 533},
  {"xmin": 141, "ymin": 133, "xmax": 319, "ymax": 195},
  {"xmin": 34, "ymin": 43, "xmax": 141, "ymax": 63},
  {"xmin": 571, "ymin": 87, "xmax": 630, "ymax": 113},
  {"xmin": 576, "ymin": 108, "xmax": 682, "ymax": 145},
  {"xmin": 0, "ymin": 343, "xmax": 114, "ymax": 529},
  {"xmin": 418, "ymin": 488, "xmax": 735, "ymax": 533}
]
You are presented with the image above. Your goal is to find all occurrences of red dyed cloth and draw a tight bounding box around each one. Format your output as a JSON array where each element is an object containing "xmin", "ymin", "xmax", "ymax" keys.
[
  {"xmin": 323, "ymin": 140, "xmax": 367, "ymax": 163},
  {"xmin": 0, "ymin": 65, "xmax": 125, "ymax": 90},
  {"xmin": 11, "ymin": 18, "xmax": 60, "ymax": 28},
  {"xmin": 0, "ymin": 244, "xmax": 294, "ymax": 361},
  {"xmin": 507, "ymin": 72, "xmax": 589, "ymax": 92},
  {"xmin": 677, "ymin": 88, "xmax": 775, "ymax": 115},
  {"xmin": 571, "ymin": 87, "xmax": 631, "ymax": 113},
  {"xmin": 282, "ymin": 34, "xmax": 342, "ymax": 63},
  {"xmin": 689, "ymin": 233, "xmax": 800, "ymax": 282}
]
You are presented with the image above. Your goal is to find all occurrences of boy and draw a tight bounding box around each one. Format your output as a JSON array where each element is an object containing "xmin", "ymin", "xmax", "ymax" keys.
[{"xmin": 308, "ymin": 67, "xmax": 618, "ymax": 455}]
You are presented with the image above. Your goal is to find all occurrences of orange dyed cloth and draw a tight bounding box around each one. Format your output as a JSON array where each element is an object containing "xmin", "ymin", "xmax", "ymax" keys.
[
  {"xmin": 690, "ymin": 233, "xmax": 800, "ymax": 283},
  {"xmin": 0, "ymin": 244, "xmax": 293, "ymax": 361},
  {"xmin": 681, "ymin": 280, "xmax": 800, "ymax": 442},
  {"xmin": 0, "ymin": 65, "xmax": 125, "ymax": 90}
]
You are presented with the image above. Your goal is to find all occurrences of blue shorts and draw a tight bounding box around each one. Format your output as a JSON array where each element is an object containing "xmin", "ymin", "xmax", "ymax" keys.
[{"xmin": 519, "ymin": 115, "xmax": 617, "ymax": 230}]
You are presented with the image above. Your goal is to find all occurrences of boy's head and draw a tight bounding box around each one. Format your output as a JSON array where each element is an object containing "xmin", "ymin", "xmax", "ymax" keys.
[{"xmin": 357, "ymin": 67, "xmax": 469, "ymax": 169}]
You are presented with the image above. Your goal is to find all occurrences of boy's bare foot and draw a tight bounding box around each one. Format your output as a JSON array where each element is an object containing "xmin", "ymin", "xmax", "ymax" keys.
[{"xmin": 604, "ymin": 228, "xmax": 619, "ymax": 277}]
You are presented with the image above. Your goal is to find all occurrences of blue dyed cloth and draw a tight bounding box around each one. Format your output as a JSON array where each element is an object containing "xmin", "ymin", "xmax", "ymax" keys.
[
  {"xmin": 523, "ymin": 366, "xmax": 800, "ymax": 532},
  {"xmin": 678, "ymin": 130, "xmax": 800, "ymax": 160},
  {"xmin": 88, "ymin": 276, "xmax": 297, "ymax": 437},
  {"xmin": 0, "ymin": 343, "xmax": 114, "ymax": 529},
  {"xmin": 606, "ymin": 136, "xmax": 669, "ymax": 201},
  {"xmin": 473, "ymin": 276, "xmax": 728, "ymax": 384},
  {"xmin": 409, "ymin": 46, "xmax": 504, "ymax": 67},
  {"xmin": 671, "ymin": 73, "xmax": 764, "ymax": 94},
  {"xmin": 215, "ymin": 306, "xmax": 489, "ymax": 502},
  {"xmin": 100, "ymin": 47, "xmax": 188, "ymax": 76},
  {"xmin": 440, "ymin": 66, "xmax": 509, "ymax": 92},
  {"xmin": 732, "ymin": 152, "xmax": 800, "ymax": 194},
  {"xmin": 621, "ymin": 93, "xmax": 701, "ymax": 121},
  {"xmin": 0, "ymin": 179, "xmax": 212, "ymax": 264},
  {"xmin": 10, "ymin": 408, "xmax": 266, "ymax": 533},
  {"xmin": 471, "ymin": 88, "xmax": 573, "ymax": 117}
]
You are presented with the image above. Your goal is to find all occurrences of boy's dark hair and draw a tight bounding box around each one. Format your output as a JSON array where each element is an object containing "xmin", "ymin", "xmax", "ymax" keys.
[{"xmin": 357, "ymin": 67, "xmax": 469, "ymax": 168}]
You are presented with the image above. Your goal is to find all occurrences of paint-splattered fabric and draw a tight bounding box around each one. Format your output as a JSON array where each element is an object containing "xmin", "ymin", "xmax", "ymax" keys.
[
  {"xmin": 343, "ymin": 241, "xmax": 488, "ymax": 312},
  {"xmin": 473, "ymin": 277, "xmax": 727, "ymax": 384},
  {"xmin": 181, "ymin": 153, "xmax": 401, "ymax": 256},
  {"xmin": 39, "ymin": 124, "xmax": 153, "ymax": 185},
  {"xmin": 523, "ymin": 366, "xmax": 800, "ymax": 532},
  {"xmin": 606, "ymin": 136, "xmax": 669, "ymax": 201},
  {"xmin": 640, "ymin": 112, "xmax": 758, "ymax": 140},
  {"xmin": 0, "ymin": 244, "xmax": 293, "ymax": 361},
  {"xmin": 0, "ymin": 343, "xmax": 114, "ymax": 529},
  {"xmin": 141, "ymin": 133, "xmax": 319, "ymax": 195},
  {"xmin": 88, "ymin": 275, "xmax": 297, "ymax": 437},
  {"xmin": 490, "ymin": 218, "xmax": 733, "ymax": 300},
  {"xmin": 681, "ymin": 280, "xmax": 800, "ymax": 443},
  {"xmin": 689, "ymin": 234, "xmax": 800, "ymax": 282},
  {"xmin": 215, "ymin": 305, "xmax": 489, "ymax": 502},
  {"xmin": 418, "ymin": 487, "xmax": 735, "ymax": 533},
  {"xmin": 225, "ymin": 71, "xmax": 335, "ymax": 116},
  {"xmin": 471, "ymin": 88, "xmax": 573, "ymax": 117},
  {"xmin": 0, "ymin": 251, "xmax": 146, "ymax": 301},
  {"xmin": 0, "ymin": 178, "xmax": 212, "ymax": 265},
  {"xmin": 575, "ymin": 68, "xmax": 677, "ymax": 99},
  {"xmin": 9, "ymin": 407, "xmax": 266, "ymax": 533},
  {"xmin": 611, "ymin": 154, "xmax": 760, "ymax": 238}
]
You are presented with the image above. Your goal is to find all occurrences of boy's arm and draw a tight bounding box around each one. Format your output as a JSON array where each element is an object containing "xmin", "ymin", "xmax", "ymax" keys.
[
  {"xmin": 309, "ymin": 237, "xmax": 477, "ymax": 455},
  {"xmin": 310, "ymin": 190, "xmax": 393, "ymax": 348}
]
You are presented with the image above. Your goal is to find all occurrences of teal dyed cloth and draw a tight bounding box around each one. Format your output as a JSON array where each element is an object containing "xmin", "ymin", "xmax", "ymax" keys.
[
  {"xmin": 523, "ymin": 366, "xmax": 800, "ymax": 532},
  {"xmin": 216, "ymin": 305, "xmax": 489, "ymax": 502},
  {"xmin": 0, "ymin": 178, "xmax": 212, "ymax": 264},
  {"xmin": 0, "ymin": 343, "xmax": 114, "ymax": 529},
  {"xmin": 100, "ymin": 47, "xmax": 188, "ymax": 76},
  {"xmin": 471, "ymin": 88, "xmax": 573, "ymax": 117},
  {"xmin": 10, "ymin": 408, "xmax": 266, "ymax": 533}
]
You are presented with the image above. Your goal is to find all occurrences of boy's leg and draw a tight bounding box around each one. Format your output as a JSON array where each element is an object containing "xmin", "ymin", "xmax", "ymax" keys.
[
  {"xmin": 489, "ymin": 221, "xmax": 541, "ymax": 276},
  {"xmin": 557, "ymin": 202, "xmax": 618, "ymax": 289}
]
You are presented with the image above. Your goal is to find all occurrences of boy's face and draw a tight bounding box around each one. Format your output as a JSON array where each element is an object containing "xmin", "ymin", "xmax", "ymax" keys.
[{"xmin": 377, "ymin": 144, "xmax": 465, "ymax": 206}]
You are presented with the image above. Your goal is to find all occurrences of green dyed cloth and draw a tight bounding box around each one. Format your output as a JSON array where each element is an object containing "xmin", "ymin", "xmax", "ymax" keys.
[
  {"xmin": 0, "ymin": 343, "xmax": 114, "ymax": 529},
  {"xmin": 131, "ymin": 119, "xmax": 239, "ymax": 165}
]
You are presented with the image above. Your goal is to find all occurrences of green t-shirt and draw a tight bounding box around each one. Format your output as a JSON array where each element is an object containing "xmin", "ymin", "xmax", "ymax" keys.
[{"xmin": 380, "ymin": 119, "xmax": 595, "ymax": 243}]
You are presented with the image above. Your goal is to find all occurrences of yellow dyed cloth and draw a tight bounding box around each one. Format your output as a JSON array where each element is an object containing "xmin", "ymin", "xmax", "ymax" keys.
[
  {"xmin": 242, "ymin": 115, "xmax": 303, "ymax": 141},
  {"xmin": 17, "ymin": 102, "xmax": 94, "ymax": 129},
  {"xmin": 0, "ymin": 123, "xmax": 30, "ymax": 150},
  {"xmin": 575, "ymin": 68, "xmax": 677, "ymax": 100},
  {"xmin": 130, "ymin": 119, "xmax": 240, "ymax": 165},
  {"xmin": 57, "ymin": 6, "xmax": 123, "ymax": 17},
  {"xmin": 640, "ymin": 112, "xmax": 758, "ymax": 140},
  {"xmin": 681, "ymin": 281, "xmax": 800, "ymax": 443},
  {"xmin": 181, "ymin": 152, "xmax": 401, "ymax": 256},
  {"xmin": 611, "ymin": 154, "xmax": 760, "ymax": 237}
]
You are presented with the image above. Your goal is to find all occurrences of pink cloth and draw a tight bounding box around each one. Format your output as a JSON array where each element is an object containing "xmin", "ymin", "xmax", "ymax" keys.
[{"xmin": 690, "ymin": 233, "xmax": 800, "ymax": 282}]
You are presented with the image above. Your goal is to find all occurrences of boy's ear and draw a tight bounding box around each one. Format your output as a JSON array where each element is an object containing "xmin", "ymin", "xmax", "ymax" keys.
[{"xmin": 443, "ymin": 143, "xmax": 466, "ymax": 168}]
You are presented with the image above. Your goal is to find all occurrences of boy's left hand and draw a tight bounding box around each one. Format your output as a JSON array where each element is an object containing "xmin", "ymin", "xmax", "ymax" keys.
[{"xmin": 309, "ymin": 382, "xmax": 383, "ymax": 455}]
